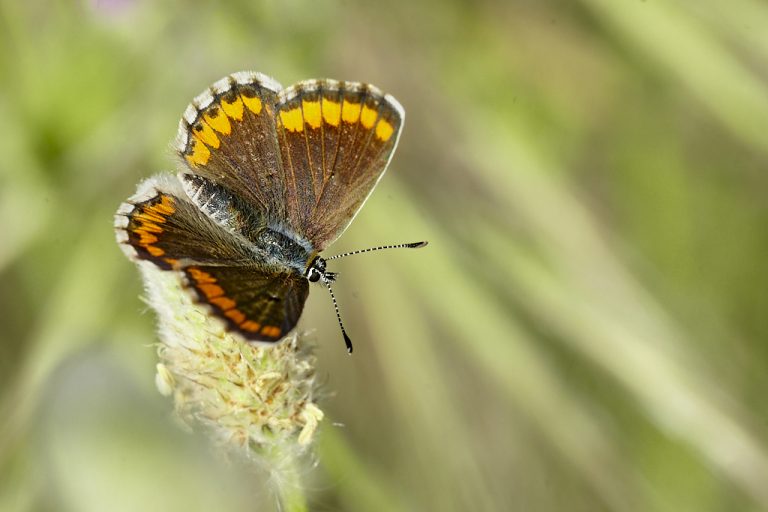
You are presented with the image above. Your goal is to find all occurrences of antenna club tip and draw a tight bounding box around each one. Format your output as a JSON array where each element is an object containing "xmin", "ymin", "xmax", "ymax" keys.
[
  {"xmin": 409, "ymin": 241, "xmax": 428, "ymax": 249},
  {"xmin": 343, "ymin": 332, "xmax": 354, "ymax": 354}
]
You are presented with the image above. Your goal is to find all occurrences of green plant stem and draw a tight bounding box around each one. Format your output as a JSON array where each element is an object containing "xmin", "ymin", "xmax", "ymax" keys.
[{"xmin": 274, "ymin": 455, "xmax": 308, "ymax": 512}]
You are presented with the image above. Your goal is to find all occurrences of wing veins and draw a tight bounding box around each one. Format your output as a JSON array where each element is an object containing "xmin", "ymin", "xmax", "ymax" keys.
[
  {"xmin": 235, "ymin": 87, "xmax": 284, "ymax": 216},
  {"xmin": 310, "ymin": 88, "xmax": 367, "ymax": 219},
  {"xmin": 310, "ymin": 91, "xmax": 342, "ymax": 221},
  {"xmin": 346, "ymin": 93, "xmax": 379, "ymax": 182},
  {"xmin": 299, "ymin": 93, "xmax": 318, "ymax": 214}
]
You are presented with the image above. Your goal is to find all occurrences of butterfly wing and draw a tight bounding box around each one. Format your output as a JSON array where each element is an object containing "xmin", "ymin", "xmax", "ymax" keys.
[
  {"xmin": 115, "ymin": 174, "xmax": 308, "ymax": 343},
  {"xmin": 182, "ymin": 265, "xmax": 309, "ymax": 342},
  {"xmin": 275, "ymin": 80, "xmax": 404, "ymax": 250},
  {"xmin": 175, "ymin": 71, "xmax": 288, "ymax": 224},
  {"xmin": 174, "ymin": 72, "xmax": 404, "ymax": 252},
  {"xmin": 114, "ymin": 174, "xmax": 253, "ymax": 269}
]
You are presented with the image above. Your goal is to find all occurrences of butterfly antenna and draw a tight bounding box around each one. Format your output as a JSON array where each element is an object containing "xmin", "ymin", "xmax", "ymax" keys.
[
  {"xmin": 326, "ymin": 241, "xmax": 428, "ymax": 261},
  {"xmin": 322, "ymin": 276, "xmax": 353, "ymax": 354}
]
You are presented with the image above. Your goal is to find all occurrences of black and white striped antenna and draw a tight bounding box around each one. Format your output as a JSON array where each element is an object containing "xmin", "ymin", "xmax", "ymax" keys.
[
  {"xmin": 326, "ymin": 241, "xmax": 427, "ymax": 261},
  {"xmin": 322, "ymin": 240, "xmax": 427, "ymax": 353},
  {"xmin": 321, "ymin": 276, "xmax": 354, "ymax": 353}
]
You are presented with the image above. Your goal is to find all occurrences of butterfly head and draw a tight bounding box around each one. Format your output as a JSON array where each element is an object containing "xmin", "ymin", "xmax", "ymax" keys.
[{"xmin": 306, "ymin": 255, "xmax": 332, "ymax": 283}]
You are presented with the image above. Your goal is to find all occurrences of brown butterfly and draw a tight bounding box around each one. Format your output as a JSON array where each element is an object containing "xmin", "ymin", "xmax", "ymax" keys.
[{"xmin": 115, "ymin": 71, "xmax": 425, "ymax": 352}]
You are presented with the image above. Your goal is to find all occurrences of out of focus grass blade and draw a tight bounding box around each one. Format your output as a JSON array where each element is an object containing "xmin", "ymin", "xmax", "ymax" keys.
[
  {"xmin": 319, "ymin": 428, "xmax": 410, "ymax": 512},
  {"xmin": 0, "ymin": 102, "xmax": 52, "ymax": 273},
  {"xmin": 455, "ymin": 111, "xmax": 768, "ymax": 506},
  {"xmin": 366, "ymin": 187, "xmax": 639, "ymax": 511},
  {"xmin": 361, "ymin": 257, "xmax": 499, "ymax": 511},
  {"xmin": 580, "ymin": 0, "xmax": 768, "ymax": 154},
  {"xmin": 0, "ymin": 211, "xmax": 125, "ymax": 462},
  {"xmin": 683, "ymin": 0, "xmax": 768, "ymax": 59}
]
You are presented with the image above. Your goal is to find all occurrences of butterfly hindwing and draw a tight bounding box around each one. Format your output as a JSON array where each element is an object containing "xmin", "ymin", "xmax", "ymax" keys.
[
  {"xmin": 116, "ymin": 175, "xmax": 310, "ymax": 342},
  {"xmin": 115, "ymin": 175, "xmax": 251, "ymax": 269},
  {"xmin": 182, "ymin": 265, "xmax": 309, "ymax": 342}
]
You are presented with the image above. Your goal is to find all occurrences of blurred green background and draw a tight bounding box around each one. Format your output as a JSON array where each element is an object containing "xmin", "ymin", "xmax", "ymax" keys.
[{"xmin": 2, "ymin": 0, "xmax": 768, "ymax": 510}]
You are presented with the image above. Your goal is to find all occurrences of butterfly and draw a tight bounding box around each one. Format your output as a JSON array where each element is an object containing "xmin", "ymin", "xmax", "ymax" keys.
[{"xmin": 115, "ymin": 71, "xmax": 425, "ymax": 352}]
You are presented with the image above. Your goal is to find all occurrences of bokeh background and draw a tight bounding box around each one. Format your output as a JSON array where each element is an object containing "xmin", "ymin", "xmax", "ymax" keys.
[{"xmin": 2, "ymin": 0, "xmax": 768, "ymax": 510}]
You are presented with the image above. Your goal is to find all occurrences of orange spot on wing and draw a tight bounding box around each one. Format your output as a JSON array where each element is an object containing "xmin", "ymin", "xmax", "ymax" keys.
[
  {"xmin": 135, "ymin": 223, "xmax": 163, "ymax": 234},
  {"xmin": 225, "ymin": 309, "xmax": 246, "ymax": 324},
  {"xmin": 204, "ymin": 108, "xmax": 232, "ymax": 135},
  {"xmin": 241, "ymin": 92, "xmax": 262, "ymax": 114},
  {"xmin": 192, "ymin": 121, "xmax": 220, "ymax": 148},
  {"xmin": 198, "ymin": 283, "xmax": 224, "ymax": 298},
  {"xmin": 322, "ymin": 99, "xmax": 341, "ymax": 126},
  {"xmin": 186, "ymin": 138, "xmax": 211, "ymax": 166},
  {"xmin": 153, "ymin": 196, "xmax": 176, "ymax": 215},
  {"xmin": 375, "ymin": 119, "xmax": 395, "ymax": 141},
  {"xmin": 138, "ymin": 232, "xmax": 158, "ymax": 245},
  {"xmin": 188, "ymin": 268, "xmax": 204, "ymax": 279},
  {"xmin": 134, "ymin": 211, "xmax": 166, "ymax": 224},
  {"xmin": 302, "ymin": 100, "xmax": 321, "ymax": 129},
  {"xmin": 210, "ymin": 296, "xmax": 236, "ymax": 310},
  {"xmin": 221, "ymin": 95, "xmax": 245, "ymax": 120},
  {"xmin": 241, "ymin": 320, "xmax": 262, "ymax": 332},
  {"xmin": 360, "ymin": 105, "xmax": 378, "ymax": 129},
  {"xmin": 280, "ymin": 107, "xmax": 304, "ymax": 132},
  {"xmin": 147, "ymin": 246, "xmax": 165, "ymax": 257},
  {"xmin": 188, "ymin": 268, "xmax": 216, "ymax": 284},
  {"xmin": 342, "ymin": 101, "xmax": 361, "ymax": 123},
  {"xmin": 260, "ymin": 325, "xmax": 281, "ymax": 338}
]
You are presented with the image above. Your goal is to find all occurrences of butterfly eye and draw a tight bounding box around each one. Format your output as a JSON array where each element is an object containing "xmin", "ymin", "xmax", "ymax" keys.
[{"xmin": 307, "ymin": 268, "xmax": 321, "ymax": 283}]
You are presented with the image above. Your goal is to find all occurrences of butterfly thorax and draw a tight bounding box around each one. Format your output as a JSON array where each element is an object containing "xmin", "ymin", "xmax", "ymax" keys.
[{"xmin": 252, "ymin": 226, "xmax": 315, "ymax": 275}]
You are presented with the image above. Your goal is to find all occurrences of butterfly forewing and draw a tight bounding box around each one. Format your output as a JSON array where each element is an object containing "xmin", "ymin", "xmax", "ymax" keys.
[
  {"xmin": 275, "ymin": 80, "xmax": 404, "ymax": 250},
  {"xmin": 176, "ymin": 72, "xmax": 287, "ymax": 224}
]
